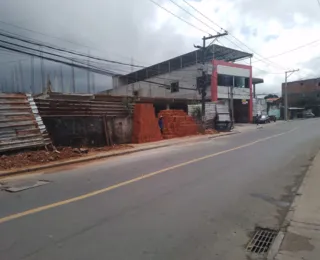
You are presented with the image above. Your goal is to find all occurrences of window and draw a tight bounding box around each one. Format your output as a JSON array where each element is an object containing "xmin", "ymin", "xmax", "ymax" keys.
[
  {"xmin": 217, "ymin": 74, "xmax": 249, "ymax": 88},
  {"xmin": 300, "ymin": 82, "xmax": 304, "ymax": 86},
  {"xmin": 235, "ymin": 76, "xmax": 249, "ymax": 88},
  {"xmin": 318, "ymin": 82, "xmax": 320, "ymax": 87},
  {"xmin": 217, "ymin": 74, "xmax": 233, "ymax": 86},
  {"xmin": 170, "ymin": 81, "xmax": 179, "ymax": 93},
  {"xmin": 245, "ymin": 78, "xmax": 250, "ymax": 88}
]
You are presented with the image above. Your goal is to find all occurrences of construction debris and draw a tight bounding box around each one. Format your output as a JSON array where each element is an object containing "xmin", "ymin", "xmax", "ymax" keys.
[
  {"xmin": 204, "ymin": 129, "xmax": 219, "ymax": 135},
  {"xmin": 159, "ymin": 110, "xmax": 199, "ymax": 139},
  {"xmin": 0, "ymin": 145, "xmax": 132, "ymax": 171}
]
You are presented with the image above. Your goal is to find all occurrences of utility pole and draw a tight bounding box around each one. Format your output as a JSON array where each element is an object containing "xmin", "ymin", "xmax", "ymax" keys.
[
  {"xmin": 87, "ymin": 50, "xmax": 91, "ymax": 93},
  {"xmin": 60, "ymin": 66, "xmax": 64, "ymax": 93},
  {"xmin": 31, "ymin": 56, "xmax": 34, "ymax": 94},
  {"xmin": 18, "ymin": 61, "xmax": 24, "ymax": 93},
  {"xmin": 231, "ymin": 76, "xmax": 234, "ymax": 125},
  {"xmin": 71, "ymin": 61, "xmax": 75, "ymax": 93},
  {"xmin": 91, "ymin": 73, "xmax": 95, "ymax": 94},
  {"xmin": 11, "ymin": 70, "xmax": 14, "ymax": 93},
  {"xmin": 40, "ymin": 47, "xmax": 45, "ymax": 92},
  {"xmin": 284, "ymin": 69, "xmax": 299, "ymax": 121},
  {"xmin": 194, "ymin": 31, "xmax": 228, "ymax": 123},
  {"xmin": 14, "ymin": 65, "xmax": 20, "ymax": 93}
]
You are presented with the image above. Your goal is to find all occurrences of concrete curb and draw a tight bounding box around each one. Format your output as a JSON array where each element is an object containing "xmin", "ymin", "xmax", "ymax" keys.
[{"xmin": 0, "ymin": 131, "xmax": 238, "ymax": 178}]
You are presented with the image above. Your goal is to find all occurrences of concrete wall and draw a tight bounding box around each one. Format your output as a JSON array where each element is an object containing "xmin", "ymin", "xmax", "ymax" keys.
[{"xmin": 112, "ymin": 117, "xmax": 132, "ymax": 144}]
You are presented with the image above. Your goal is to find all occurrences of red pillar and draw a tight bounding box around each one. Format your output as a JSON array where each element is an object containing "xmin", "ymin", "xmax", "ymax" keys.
[{"xmin": 248, "ymin": 67, "xmax": 253, "ymax": 123}]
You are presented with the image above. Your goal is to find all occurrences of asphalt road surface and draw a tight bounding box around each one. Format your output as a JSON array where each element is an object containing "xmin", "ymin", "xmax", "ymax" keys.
[{"xmin": 1, "ymin": 119, "xmax": 320, "ymax": 260}]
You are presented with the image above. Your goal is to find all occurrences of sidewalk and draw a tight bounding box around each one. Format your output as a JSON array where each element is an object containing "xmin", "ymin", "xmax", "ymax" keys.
[
  {"xmin": 0, "ymin": 131, "xmax": 238, "ymax": 178},
  {"xmin": 273, "ymin": 151, "xmax": 320, "ymax": 260}
]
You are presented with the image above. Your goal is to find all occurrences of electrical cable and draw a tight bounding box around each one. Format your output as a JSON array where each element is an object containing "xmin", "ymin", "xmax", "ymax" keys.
[
  {"xmin": 252, "ymin": 38, "xmax": 320, "ymax": 63},
  {"xmin": 0, "ymin": 43, "xmax": 198, "ymax": 91},
  {"xmin": 167, "ymin": 0, "xmax": 220, "ymax": 34},
  {"xmin": 178, "ymin": 0, "xmax": 287, "ymax": 70},
  {"xmin": 0, "ymin": 30, "xmax": 145, "ymax": 68},
  {"xmin": 148, "ymin": 0, "xmax": 208, "ymax": 34}
]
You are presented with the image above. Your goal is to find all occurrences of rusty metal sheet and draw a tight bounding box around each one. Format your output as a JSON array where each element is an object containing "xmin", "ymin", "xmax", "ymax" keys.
[
  {"xmin": 35, "ymin": 96, "xmax": 132, "ymax": 118},
  {"xmin": 0, "ymin": 93, "xmax": 50, "ymax": 153}
]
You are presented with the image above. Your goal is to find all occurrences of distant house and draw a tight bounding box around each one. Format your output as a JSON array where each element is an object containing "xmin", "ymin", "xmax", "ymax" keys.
[
  {"xmin": 282, "ymin": 77, "xmax": 320, "ymax": 116},
  {"xmin": 266, "ymin": 97, "xmax": 282, "ymax": 119}
]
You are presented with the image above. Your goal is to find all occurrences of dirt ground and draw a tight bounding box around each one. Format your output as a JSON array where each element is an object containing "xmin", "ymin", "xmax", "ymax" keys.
[{"xmin": 0, "ymin": 145, "xmax": 133, "ymax": 171}]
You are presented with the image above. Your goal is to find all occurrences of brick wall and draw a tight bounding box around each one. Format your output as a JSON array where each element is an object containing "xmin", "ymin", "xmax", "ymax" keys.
[{"xmin": 282, "ymin": 78, "xmax": 320, "ymax": 106}]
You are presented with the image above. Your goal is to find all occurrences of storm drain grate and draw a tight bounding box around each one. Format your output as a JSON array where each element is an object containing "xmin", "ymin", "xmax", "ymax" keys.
[{"xmin": 246, "ymin": 228, "xmax": 278, "ymax": 254}]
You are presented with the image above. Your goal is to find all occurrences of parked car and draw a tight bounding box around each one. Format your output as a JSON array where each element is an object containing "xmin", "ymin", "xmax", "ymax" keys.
[
  {"xmin": 257, "ymin": 115, "xmax": 270, "ymax": 124},
  {"xmin": 304, "ymin": 112, "xmax": 315, "ymax": 118},
  {"xmin": 268, "ymin": 115, "xmax": 277, "ymax": 122}
]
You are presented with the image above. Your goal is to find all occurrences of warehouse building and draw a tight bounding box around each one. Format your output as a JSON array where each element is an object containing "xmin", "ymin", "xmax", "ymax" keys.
[{"xmin": 106, "ymin": 44, "xmax": 264, "ymax": 123}]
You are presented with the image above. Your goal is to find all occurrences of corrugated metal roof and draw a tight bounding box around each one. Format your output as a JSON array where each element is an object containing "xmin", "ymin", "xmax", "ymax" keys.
[
  {"xmin": 0, "ymin": 93, "xmax": 50, "ymax": 153},
  {"xmin": 35, "ymin": 95, "xmax": 133, "ymax": 117}
]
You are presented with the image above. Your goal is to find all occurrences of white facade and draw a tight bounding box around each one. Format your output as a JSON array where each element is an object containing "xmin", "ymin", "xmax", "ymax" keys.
[
  {"xmin": 108, "ymin": 62, "xmax": 251, "ymax": 101},
  {"xmin": 216, "ymin": 64, "xmax": 251, "ymax": 100},
  {"xmin": 217, "ymin": 86, "xmax": 250, "ymax": 100},
  {"xmin": 217, "ymin": 65, "xmax": 250, "ymax": 77},
  {"xmin": 109, "ymin": 63, "xmax": 207, "ymax": 99}
]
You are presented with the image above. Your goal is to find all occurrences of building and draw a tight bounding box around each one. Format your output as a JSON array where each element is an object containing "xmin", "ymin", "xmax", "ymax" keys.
[
  {"xmin": 282, "ymin": 77, "xmax": 320, "ymax": 116},
  {"xmin": 266, "ymin": 97, "xmax": 281, "ymax": 119},
  {"xmin": 106, "ymin": 44, "xmax": 264, "ymax": 123}
]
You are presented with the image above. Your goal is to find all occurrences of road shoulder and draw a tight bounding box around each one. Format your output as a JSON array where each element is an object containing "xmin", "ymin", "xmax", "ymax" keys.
[{"xmin": 273, "ymin": 150, "xmax": 320, "ymax": 260}]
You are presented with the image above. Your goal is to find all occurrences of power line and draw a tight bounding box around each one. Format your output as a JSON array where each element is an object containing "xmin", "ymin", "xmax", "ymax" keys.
[
  {"xmin": 0, "ymin": 30, "xmax": 232, "ymax": 83},
  {"xmin": 215, "ymin": 39, "xmax": 284, "ymax": 75},
  {"xmin": 0, "ymin": 42, "xmax": 198, "ymax": 91},
  {"xmin": 0, "ymin": 58, "xmax": 28, "ymax": 64},
  {"xmin": 0, "ymin": 44, "xmax": 117, "ymax": 76},
  {"xmin": 179, "ymin": 0, "xmax": 286, "ymax": 70},
  {"xmin": 0, "ymin": 19, "xmax": 92, "ymax": 50},
  {"xmin": 0, "ymin": 31, "xmax": 146, "ymax": 69},
  {"xmin": 0, "ymin": 19, "xmax": 155, "ymax": 67},
  {"xmin": 167, "ymin": 0, "xmax": 220, "ymax": 34},
  {"xmin": 148, "ymin": 0, "xmax": 208, "ymax": 34},
  {"xmin": 253, "ymin": 38, "xmax": 320, "ymax": 63}
]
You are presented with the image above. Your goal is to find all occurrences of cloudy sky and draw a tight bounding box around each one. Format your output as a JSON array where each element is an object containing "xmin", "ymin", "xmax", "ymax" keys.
[{"xmin": 0, "ymin": 0, "xmax": 319, "ymax": 95}]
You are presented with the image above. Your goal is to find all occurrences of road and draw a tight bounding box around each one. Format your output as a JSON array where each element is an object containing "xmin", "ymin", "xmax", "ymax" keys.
[{"xmin": 0, "ymin": 119, "xmax": 320, "ymax": 260}]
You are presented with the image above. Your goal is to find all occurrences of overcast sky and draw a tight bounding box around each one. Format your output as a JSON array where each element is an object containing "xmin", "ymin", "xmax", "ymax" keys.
[{"xmin": 0, "ymin": 0, "xmax": 319, "ymax": 95}]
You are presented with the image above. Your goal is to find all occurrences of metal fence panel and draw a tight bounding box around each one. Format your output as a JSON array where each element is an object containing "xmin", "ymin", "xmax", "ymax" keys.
[{"xmin": 0, "ymin": 93, "xmax": 49, "ymax": 153}]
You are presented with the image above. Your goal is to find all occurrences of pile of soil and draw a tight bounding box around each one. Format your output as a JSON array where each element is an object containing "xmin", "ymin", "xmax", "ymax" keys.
[
  {"xmin": 204, "ymin": 129, "xmax": 219, "ymax": 135},
  {"xmin": 0, "ymin": 145, "xmax": 133, "ymax": 171}
]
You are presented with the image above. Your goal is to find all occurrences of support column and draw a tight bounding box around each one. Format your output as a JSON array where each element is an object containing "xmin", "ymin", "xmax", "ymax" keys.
[
  {"xmin": 248, "ymin": 66, "xmax": 253, "ymax": 123},
  {"xmin": 211, "ymin": 60, "xmax": 218, "ymax": 101}
]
